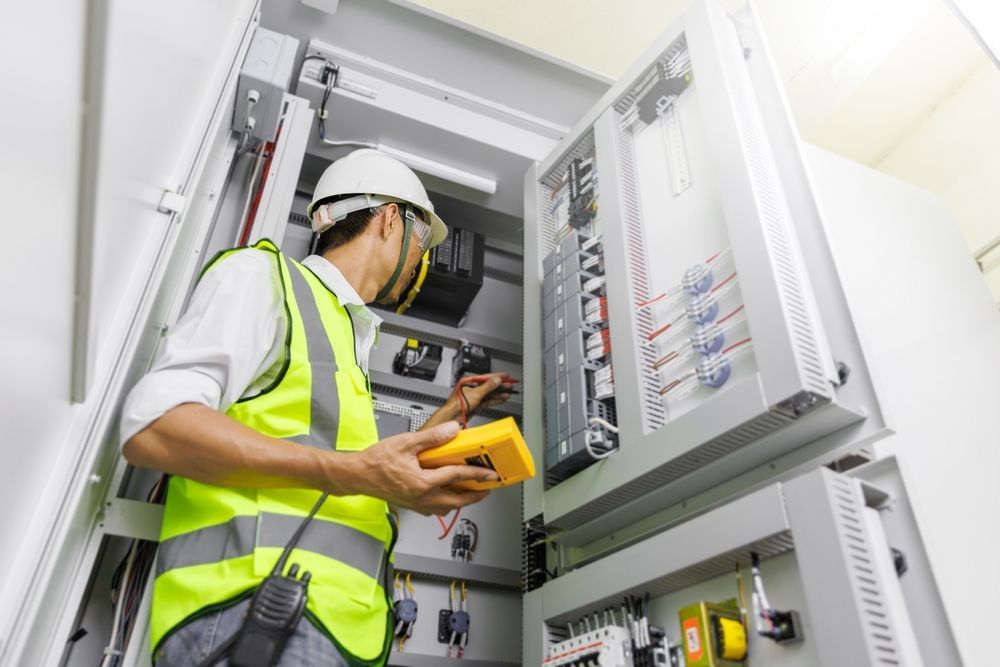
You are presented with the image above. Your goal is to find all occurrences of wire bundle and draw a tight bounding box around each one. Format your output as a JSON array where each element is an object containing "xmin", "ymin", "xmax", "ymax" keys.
[{"xmin": 101, "ymin": 476, "xmax": 168, "ymax": 667}]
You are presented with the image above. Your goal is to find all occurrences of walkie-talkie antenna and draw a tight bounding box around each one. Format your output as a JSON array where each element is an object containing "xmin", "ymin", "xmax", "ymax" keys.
[{"xmin": 271, "ymin": 492, "xmax": 330, "ymax": 576}]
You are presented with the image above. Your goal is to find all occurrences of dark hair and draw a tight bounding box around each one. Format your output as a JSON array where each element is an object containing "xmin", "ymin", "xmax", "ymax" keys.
[{"xmin": 314, "ymin": 196, "xmax": 387, "ymax": 255}]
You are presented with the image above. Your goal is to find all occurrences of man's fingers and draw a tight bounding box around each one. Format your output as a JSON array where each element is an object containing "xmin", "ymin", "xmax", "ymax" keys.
[
  {"xmin": 402, "ymin": 421, "xmax": 460, "ymax": 453},
  {"xmin": 425, "ymin": 488, "xmax": 490, "ymax": 514},
  {"xmin": 467, "ymin": 375, "xmax": 503, "ymax": 400},
  {"xmin": 482, "ymin": 393, "xmax": 511, "ymax": 407},
  {"xmin": 422, "ymin": 463, "xmax": 498, "ymax": 487}
]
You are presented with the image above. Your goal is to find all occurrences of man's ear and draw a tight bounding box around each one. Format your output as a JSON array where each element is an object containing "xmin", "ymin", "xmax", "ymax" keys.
[{"xmin": 379, "ymin": 203, "xmax": 398, "ymax": 241}]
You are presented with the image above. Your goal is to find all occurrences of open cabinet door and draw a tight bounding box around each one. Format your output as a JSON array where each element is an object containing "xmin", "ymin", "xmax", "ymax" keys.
[
  {"xmin": 522, "ymin": 0, "xmax": 885, "ymax": 538},
  {"xmin": 0, "ymin": 2, "xmax": 260, "ymax": 664}
]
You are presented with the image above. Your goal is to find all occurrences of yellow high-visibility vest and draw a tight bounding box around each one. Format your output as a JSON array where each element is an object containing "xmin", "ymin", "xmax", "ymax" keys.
[{"xmin": 151, "ymin": 239, "xmax": 395, "ymax": 666}]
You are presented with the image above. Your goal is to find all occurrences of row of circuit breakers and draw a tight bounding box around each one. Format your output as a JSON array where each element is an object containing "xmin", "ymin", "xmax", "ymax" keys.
[{"xmin": 543, "ymin": 229, "xmax": 618, "ymax": 478}]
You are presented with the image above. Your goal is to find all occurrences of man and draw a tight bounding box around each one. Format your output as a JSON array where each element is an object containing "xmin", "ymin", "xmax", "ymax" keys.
[{"xmin": 122, "ymin": 148, "xmax": 513, "ymax": 666}]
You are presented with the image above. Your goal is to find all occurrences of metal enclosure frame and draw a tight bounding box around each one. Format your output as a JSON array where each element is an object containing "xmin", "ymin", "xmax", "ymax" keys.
[
  {"xmin": 524, "ymin": 463, "xmax": 957, "ymax": 667},
  {"xmin": 521, "ymin": 0, "xmax": 888, "ymax": 538}
]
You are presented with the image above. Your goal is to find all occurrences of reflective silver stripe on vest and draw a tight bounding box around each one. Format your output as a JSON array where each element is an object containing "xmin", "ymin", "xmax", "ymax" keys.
[
  {"xmin": 157, "ymin": 512, "xmax": 385, "ymax": 581},
  {"xmin": 285, "ymin": 261, "xmax": 340, "ymax": 449}
]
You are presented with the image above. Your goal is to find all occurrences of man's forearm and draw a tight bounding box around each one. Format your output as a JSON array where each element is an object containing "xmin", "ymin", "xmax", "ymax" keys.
[
  {"xmin": 419, "ymin": 397, "xmax": 461, "ymax": 431},
  {"xmin": 123, "ymin": 403, "xmax": 358, "ymax": 493}
]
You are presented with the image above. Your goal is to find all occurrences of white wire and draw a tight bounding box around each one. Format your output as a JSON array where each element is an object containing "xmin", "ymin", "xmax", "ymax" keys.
[
  {"xmin": 584, "ymin": 429, "xmax": 616, "ymax": 460},
  {"xmin": 320, "ymin": 137, "xmax": 378, "ymax": 149},
  {"xmin": 101, "ymin": 541, "xmax": 138, "ymax": 667},
  {"xmin": 588, "ymin": 417, "xmax": 619, "ymax": 434},
  {"xmin": 753, "ymin": 567, "xmax": 772, "ymax": 611}
]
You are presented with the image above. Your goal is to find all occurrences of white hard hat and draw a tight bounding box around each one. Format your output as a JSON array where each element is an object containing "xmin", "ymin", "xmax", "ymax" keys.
[{"xmin": 307, "ymin": 148, "xmax": 447, "ymax": 248}]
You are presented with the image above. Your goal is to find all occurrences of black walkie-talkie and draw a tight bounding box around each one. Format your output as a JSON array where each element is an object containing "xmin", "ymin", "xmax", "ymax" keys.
[
  {"xmin": 197, "ymin": 493, "xmax": 330, "ymax": 667},
  {"xmin": 227, "ymin": 564, "xmax": 311, "ymax": 667}
]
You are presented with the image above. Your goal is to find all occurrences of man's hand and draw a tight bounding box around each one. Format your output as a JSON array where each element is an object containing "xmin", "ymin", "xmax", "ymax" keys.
[
  {"xmin": 124, "ymin": 404, "xmax": 493, "ymax": 516},
  {"xmin": 344, "ymin": 421, "xmax": 497, "ymax": 515},
  {"xmin": 420, "ymin": 372, "xmax": 516, "ymax": 430}
]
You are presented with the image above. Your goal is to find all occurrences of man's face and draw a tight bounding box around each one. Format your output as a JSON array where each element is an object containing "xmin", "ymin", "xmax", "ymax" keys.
[{"xmin": 377, "ymin": 206, "xmax": 427, "ymax": 305}]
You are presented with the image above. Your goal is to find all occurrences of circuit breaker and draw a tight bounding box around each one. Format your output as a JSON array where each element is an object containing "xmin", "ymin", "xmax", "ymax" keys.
[{"xmin": 542, "ymin": 230, "xmax": 618, "ymax": 479}]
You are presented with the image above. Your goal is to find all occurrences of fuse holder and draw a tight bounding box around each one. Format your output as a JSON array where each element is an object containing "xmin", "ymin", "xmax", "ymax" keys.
[{"xmin": 418, "ymin": 417, "xmax": 536, "ymax": 490}]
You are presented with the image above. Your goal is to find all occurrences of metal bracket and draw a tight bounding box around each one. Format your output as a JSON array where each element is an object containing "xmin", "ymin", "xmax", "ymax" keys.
[
  {"xmin": 157, "ymin": 189, "xmax": 188, "ymax": 215},
  {"xmin": 99, "ymin": 498, "xmax": 165, "ymax": 541},
  {"xmin": 336, "ymin": 77, "xmax": 378, "ymax": 99}
]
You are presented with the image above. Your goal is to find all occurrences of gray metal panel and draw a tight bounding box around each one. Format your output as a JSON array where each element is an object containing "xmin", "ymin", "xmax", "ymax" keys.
[
  {"xmin": 381, "ymin": 579, "xmax": 521, "ymax": 664},
  {"xmin": 378, "ymin": 310, "xmax": 521, "ymax": 362},
  {"xmin": 391, "ymin": 553, "xmax": 520, "ymax": 591},
  {"xmin": 373, "ymin": 410, "xmax": 410, "ymax": 438},
  {"xmin": 522, "ymin": 590, "xmax": 545, "ymax": 667},
  {"xmin": 539, "ymin": 483, "xmax": 791, "ymax": 623},
  {"xmin": 783, "ymin": 468, "xmax": 914, "ymax": 667}
]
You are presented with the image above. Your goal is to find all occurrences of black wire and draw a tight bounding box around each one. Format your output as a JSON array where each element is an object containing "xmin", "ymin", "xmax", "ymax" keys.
[
  {"xmin": 458, "ymin": 383, "xmax": 474, "ymax": 427},
  {"xmin": 466, "ymin": 520, "xmax": 479, "ymax": 552},
  {"xmin": 271, "ymin": 492, "xmax": 330, "ymax": 576}
]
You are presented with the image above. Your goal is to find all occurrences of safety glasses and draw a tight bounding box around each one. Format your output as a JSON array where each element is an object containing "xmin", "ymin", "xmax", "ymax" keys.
[{"xmin": 402, "ymin": 206, "xmax": 433, "ymax": 253}]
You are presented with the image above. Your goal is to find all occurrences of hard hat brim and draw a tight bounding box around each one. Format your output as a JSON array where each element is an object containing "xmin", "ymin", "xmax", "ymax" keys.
[{"xmin": 425, "ymin": 209, "xmax": 448, "ymax": 248}]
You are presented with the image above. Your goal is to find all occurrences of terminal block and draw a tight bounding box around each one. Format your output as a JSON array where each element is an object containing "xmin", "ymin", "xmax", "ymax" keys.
[{"xmin": 542, "ymin": 231, "xmax": 619, "ymax": 479}]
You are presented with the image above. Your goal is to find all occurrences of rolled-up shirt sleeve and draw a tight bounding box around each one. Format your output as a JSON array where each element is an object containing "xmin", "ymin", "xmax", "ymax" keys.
[{"xmin": 119, "ymin": 249, "xmax": 285, "ymax": 446}]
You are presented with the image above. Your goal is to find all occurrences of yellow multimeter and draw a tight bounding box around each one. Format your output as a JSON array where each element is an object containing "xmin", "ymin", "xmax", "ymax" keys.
[{"xmin": 417, "ymin": 417, "xmax": 536, "ymax": 490}]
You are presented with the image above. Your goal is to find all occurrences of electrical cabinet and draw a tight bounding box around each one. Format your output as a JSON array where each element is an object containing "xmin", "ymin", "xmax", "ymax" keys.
[
  {"xmin": 523, "ymin": 0, "xmax": 885, "ymax": 536},
  {"xmin": 519, "ymin": 1, "xmax": 999, "ymax": 666},
  {"xmin": 6, "ymin": 1, "xmax": 1000, "ymax": 666}
]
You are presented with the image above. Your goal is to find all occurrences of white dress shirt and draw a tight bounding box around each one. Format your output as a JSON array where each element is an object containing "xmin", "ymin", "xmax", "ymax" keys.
[{"xmin": 120, "ymin": 250, "xmax": 382, "ymax": 446}]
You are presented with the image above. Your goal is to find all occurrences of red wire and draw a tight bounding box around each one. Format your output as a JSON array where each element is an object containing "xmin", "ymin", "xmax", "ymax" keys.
[
  {"xmin": 237, "ymin": 118, "xmax": 285, "ymax": 247},
  {"xmin": 646, "ymin": 322, "xmax": 673, "ymax": 341},
  {"xmin": 237, "ymin": 143, "xmax": 273, "ymax": 247},
  {"xmin": 454, "ymin": 374, "xmax": 518, "ymax": 429},
  {"xmin": 659, "ymin": 378, "xmax": 683, "ymax": 396},
  {"xmin": 723, "ymin": 338, "xmax": 752, "ymax": 355},
  {"xmin": 705, "ymin": 250, "xmax": 722, "ymax": 264},
  {"xmin": 711, "ymin": 272, "xmax": 737, "ymax": 293},
  {"xmin": 437, "ymin": 509, "xmax": 462, "ymax": 540},
  {"xmin": 653, "ymin": 350, "xmax": 679, "ymax": 369},
  {"xmin": 717, "ymin": 304, "xmax": 745, "ymax": 325},
  {"xmin": 638, "ymin": 293, "xmax": 666, "ymax": 309}
]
